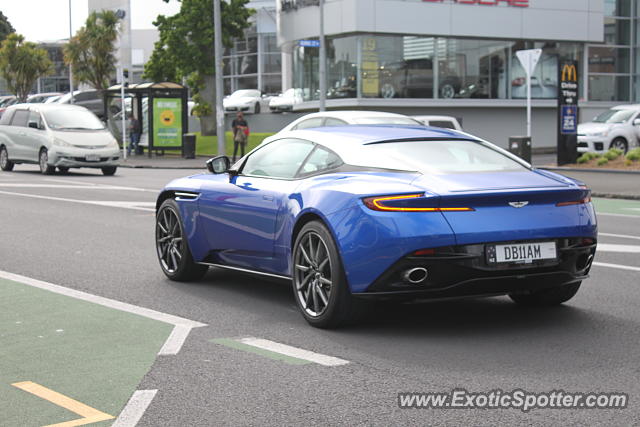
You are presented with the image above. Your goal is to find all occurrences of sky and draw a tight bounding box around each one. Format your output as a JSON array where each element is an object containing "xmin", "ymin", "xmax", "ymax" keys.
[{"xmin": 0, "ymin": 0, "xmax": 181, "ymax": 42}]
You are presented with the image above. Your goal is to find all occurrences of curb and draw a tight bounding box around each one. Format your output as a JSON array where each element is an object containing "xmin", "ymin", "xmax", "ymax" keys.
[
  {"xmin": 540, "ymin": 166, "xmax": 640, "ymax": 175},
  {"xmin": 592, "ymin": 192, "xmax": 640, "ymax": 201},
  {"xmin": 119, "ymin": 164, "xmax": 205, "ymax": 170}
]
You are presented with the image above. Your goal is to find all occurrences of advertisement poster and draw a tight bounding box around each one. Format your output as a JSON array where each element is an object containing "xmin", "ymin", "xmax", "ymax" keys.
[{"xmin": 153, "ymin": 98, "xmax": 182, "ymax": 147}]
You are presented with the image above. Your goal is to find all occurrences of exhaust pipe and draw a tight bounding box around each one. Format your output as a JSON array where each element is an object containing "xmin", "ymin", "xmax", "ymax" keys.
[{"xmin": 403, "ymin": 267, "xmax": 428, "ymax": 284}]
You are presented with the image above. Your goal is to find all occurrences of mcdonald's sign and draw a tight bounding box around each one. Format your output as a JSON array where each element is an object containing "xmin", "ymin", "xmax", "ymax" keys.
[{"xmin": 561, "ymin": 64, "xmax": 578, "ymax": 83}]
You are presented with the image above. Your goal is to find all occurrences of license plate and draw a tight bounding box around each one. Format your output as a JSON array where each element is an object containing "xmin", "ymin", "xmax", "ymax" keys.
[
  {"xmin": 85, "ymin": 154, "xmax": 101, "ymax": 162},
  {"xmin": 487, "ymin": 241, "xmax": 557, "ymax": 264}
]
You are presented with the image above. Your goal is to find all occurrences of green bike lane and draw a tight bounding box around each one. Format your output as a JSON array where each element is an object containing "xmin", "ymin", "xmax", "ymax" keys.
[
  {"xmin": 592, "ymin": 197, "xmax": 640, "ymax": 217},
  {"xmin": 0, "ymin": 276, "xmax": 174, "ymax": 427}
]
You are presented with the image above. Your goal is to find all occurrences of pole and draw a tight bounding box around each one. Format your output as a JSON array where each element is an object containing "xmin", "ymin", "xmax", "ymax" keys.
[
  {"xmin": 68, "ymin": 0, "xmax": 74, "ymax": 104},
  {"xmin": 318, "ymin": 0, "xmax": 326, "ymax": 111},
  {"xmin": 120, "ymin": 68, "xmax": 127, "ymax": 160},
  {"xmin": 214, "ymin": 0, "xmax": 226, "ymax": 156},
  {"xmin": 526, "ymin": 56, "xmax": 531, "ymax": 138}
]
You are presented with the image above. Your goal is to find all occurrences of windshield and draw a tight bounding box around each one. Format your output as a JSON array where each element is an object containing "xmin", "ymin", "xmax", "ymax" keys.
[
  {"xmin": 282, "ymin": 88, "xmax": 295, "ymax": 97},
  {"xmin": 592, "ymin": 109, "xmax": 635, "ymax": 123},
  {"xmin": 341, "ymin": 140, "xmax": 527, "ymax": 174},
  {"xmin": 44, "ymin": 109, "xmax": 105, "ymax": 130},
  {"xmin": 230, "ymin": 90, "xmax": 260, "ymax": 98},
  {"xmin": 352, "ymin": 117, "xmax": 422, "ymax": 125}
]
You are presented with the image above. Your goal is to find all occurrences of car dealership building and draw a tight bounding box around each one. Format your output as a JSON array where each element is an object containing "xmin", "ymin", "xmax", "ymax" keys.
[{"xmin": 277, "ymin": 0, "xmax": 633, "ymax": 149}]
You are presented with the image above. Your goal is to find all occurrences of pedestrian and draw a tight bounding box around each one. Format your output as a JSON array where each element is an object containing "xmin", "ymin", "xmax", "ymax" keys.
[
  {"xmin": 128, "ymin": 113, "xmax": 142, "ymax": 155},
  {"xmin": 232, "ymin": 111, "xmax": 249, "ymax": 161}
]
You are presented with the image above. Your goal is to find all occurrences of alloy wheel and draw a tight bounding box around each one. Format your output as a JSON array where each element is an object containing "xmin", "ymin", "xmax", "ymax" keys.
[
  {"xmin": 0, "ymin": 148, "xmax": 7, "ymax": 168},
  {"xmin": 156, "ymin": 207, "xmax": 184, "ymax": 274},
  {"xmin": 39, "ymin": 150, "xmax": 48, "ymax": 173},
  {"xmin": 294, "ymin": 231, "xmax": 333, "ymax": 317}
]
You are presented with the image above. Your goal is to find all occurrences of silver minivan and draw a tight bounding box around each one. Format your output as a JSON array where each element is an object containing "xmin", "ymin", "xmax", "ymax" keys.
[{"xmin": 0, "ymin": 104, "xmax": 120, "ymax": 175}]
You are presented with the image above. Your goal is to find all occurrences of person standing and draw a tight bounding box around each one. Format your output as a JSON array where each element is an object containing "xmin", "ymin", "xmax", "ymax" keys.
[
  {"xmin": 231, "ymin": 111, "xmax": 248, "ymax": 161},
  {"xmin": 128, "ymin": 113, "xmax": 142, "ymax": 155}
]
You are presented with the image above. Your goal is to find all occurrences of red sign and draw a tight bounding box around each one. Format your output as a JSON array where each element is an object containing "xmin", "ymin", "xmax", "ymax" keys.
[{"xmin": 423, "ymin": 0, "xmax": 529, "ymax": 7}]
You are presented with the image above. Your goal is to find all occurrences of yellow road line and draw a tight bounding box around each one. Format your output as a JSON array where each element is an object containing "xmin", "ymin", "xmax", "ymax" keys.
[{"xmin": 11, "ymin": 381, "xmax": 114, "ymax": 427}]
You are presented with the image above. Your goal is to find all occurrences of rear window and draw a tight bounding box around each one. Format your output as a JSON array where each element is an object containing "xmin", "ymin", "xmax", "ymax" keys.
[
  {"xmin": 341, "ymin": 140, "xmax": 527, "ymax": 174},
  {"xmin": 429, "ymin": 120, "xmax": 456, "ymax": 129}
]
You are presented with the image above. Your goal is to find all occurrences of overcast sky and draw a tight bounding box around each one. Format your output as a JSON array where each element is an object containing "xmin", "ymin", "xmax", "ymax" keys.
[{"xmin": 0, "ymin": 0, "xmax": 181, "ymax": 42}]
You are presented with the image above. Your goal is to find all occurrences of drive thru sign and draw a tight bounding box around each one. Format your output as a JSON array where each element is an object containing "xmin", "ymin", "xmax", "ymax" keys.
[{"xmin": 516, "ymin": 49, "xmax": 542, "ymax": 138}]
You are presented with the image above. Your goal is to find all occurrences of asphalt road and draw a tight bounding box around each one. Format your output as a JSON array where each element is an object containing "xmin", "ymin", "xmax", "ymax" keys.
[{"xmin": 1, "ymin": 166, "xmax": 639, "ymax": 426}]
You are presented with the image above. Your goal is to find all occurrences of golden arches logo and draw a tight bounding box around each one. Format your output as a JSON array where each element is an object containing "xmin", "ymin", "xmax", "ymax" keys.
[{"xmin": 561, "ymin": 64, "xmax": 577, "ymax": 82}]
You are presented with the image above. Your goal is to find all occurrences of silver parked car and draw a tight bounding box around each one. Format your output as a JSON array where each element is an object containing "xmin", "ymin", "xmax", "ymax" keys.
[
  {"xmin": 577, "ymin": 104, "xmax": 640, "ymax": 154},
  {"xmin": 0, "ymin": 104, "xmax": 120, "ymax": 175}
]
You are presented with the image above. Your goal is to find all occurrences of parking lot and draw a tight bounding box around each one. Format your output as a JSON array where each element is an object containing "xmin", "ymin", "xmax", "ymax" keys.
[{"xmin": 1, "ymin": 166, "xmax": 639, "ymax": 425}]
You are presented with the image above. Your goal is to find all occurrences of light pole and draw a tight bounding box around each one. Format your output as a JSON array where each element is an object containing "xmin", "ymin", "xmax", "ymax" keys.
[
  {"xmin": 318, "ymin": 0, "xmax": 326, "ymax": 111},
  {"xmin": 68, "ymin": 0, "xmax": 74, "ymax": 104},
  {"xmin": 213, "ymin": 0, "xmax": 225, "ymax": 156}
]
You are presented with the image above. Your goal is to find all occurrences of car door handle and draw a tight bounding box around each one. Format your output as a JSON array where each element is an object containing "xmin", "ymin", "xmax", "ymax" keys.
[{"xmin": 262, "ymin": 195, "xmax": 274, "ymax": 201}]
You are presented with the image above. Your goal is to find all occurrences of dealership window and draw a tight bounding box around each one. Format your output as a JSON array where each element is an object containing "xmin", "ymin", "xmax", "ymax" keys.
[{"xmin": 589, "ymin": 0, "xmax": 633, "ymax": 101}]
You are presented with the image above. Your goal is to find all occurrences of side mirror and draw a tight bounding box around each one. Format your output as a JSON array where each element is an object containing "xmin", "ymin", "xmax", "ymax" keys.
[
  {"xmin": 28, "ymin": 122, "xmax": 39, "ymax": 129},
  {"xmin": 206, "ymin": 155, "xmax": 231, "ymax": 174},
  {"xmin": 633, "ymin": 119, "xmax": 640, "ymax": 126}
]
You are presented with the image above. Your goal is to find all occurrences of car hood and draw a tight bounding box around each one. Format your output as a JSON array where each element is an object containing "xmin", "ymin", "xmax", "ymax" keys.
[
  {"xmin": 577, "ymin": 122, "xmax": 613, "ymax": 133},
  {"xmin": 269, "ymin": 97, "xmax": 294, "ymax": 106},
  {"xmin": 51, "ymin": 129, "xmax": 116, "ymax": 147}
]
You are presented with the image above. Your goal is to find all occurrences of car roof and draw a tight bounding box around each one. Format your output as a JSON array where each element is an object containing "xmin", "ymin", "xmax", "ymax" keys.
[
  {"xmin": 412, "ymin": 115, "xmax": 458, "ymax": 122},
  {"xmin": 277, "ymin": 124, "xmax": 477, "ymax": 149},
  {"xmin": 293, "ymin": 110, "xmax": 413, "ymax": 121},
  {"xmin": 6, "ymin": 103, "xmax": 90, "ymax": 113},
  {"xmin": 612, "ymin": 104, "xmax": 640, "ymax": 110}
]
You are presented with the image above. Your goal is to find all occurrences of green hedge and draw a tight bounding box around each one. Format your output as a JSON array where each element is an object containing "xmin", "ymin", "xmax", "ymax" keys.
[{"xmin": 195, "ymin": 132, "xmax": 275, "ymax": 157}]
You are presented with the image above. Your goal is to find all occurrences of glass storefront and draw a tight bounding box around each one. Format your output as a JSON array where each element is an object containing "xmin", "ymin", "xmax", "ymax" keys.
[{"xmin": 293, "ymin": 35, "xmax": 581, "ymax": 102}]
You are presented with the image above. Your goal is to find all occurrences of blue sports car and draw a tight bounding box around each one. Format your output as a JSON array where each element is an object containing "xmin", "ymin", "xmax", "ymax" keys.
[{"xmin": 155, "ymin": 126, "xmax": 597, "ymax": 328}]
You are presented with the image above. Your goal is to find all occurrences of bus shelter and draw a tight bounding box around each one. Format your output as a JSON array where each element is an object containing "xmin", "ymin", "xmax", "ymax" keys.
[{"xmin": 104, "ymin": 82, "xmax": 188, "ymax": 158}]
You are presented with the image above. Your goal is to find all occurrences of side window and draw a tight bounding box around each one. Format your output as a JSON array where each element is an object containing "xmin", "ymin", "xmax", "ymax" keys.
[
  {"xmin": 324, "ymin": 118, "xmax": 347, "ymax": 127},
  {"xmin": 0, "ymin": 109, "xmax": 15, "ymax": 125},
  {"xmin": 293, "ymin": 117, "xmax": 323, "ymax": 130},
  {"xmin": 242, "ymin": 138, "xmax": 315, "ymax": 179},
  {"xmin": 11, "ymin": 110, "xmax": 29, "ymax": 127},
  {"xmin": 298, "ymin": 146, "xmax": 343, "ymax": 176},
  {"xmin": 75, "ymin": 92, "xmax": 97, "ymax": 102},
  {"xmin": 28, "ymin": 111, "xmax": 42, "ymax": 129}
]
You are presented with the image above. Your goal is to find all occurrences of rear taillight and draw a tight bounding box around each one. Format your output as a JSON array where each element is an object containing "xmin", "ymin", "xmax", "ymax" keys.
[{"xmin": 362, "ymin": 193, "xmax": 474, "ymax": 212}]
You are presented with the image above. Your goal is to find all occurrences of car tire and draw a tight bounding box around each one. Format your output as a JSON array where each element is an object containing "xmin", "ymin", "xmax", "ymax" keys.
[
  {"xmin": 0, "ymin": 146, "xmax": 14, "ymax": 171},
  {"xmin": 440, "ymin": 83, "xmax": 456, "ymax": 99},
  {"xmin": 380, "ymin": 83, "xmax": 396, "ymax": 99},
  {"xmin": 292, "ymin": 220, "xmax": 358, "ymax": 328},
  {"xmin": 58, "ymin": 166, "xmax": 69, "ymax": 174},
  {"xmin": 39, "ymin": 148, "xmax": 56, "ymax": 175},
  {"xmin": 101, "ymin": 166, "xmax": 117, "ymax": 176},
  {"xmin": 156, "ymin": 198, "xmax": 208, "ymax": 281},
  {"xmin": 509, "ymin": 281, "xmax": 581, "ymax": 306},
  {"xmin": 254, "ymin": 102, "xmax": 261, "ymax": 114},
  {"xmin": 609, "ymin": 137, "xmax": 628, "ymax": 153}
]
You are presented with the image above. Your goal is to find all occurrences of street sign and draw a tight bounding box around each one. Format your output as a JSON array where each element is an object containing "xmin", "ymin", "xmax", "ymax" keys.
[
  {"xmin": 557, "ymin": 60, "xmax": 579, "ymax": 165},
  {"xmin": 516, "ymin": 49, "xmax": 542, "ymax": 138},
  {"xmin": 299, "ymin": 39, "xmax": 320, "ymax": 47}
]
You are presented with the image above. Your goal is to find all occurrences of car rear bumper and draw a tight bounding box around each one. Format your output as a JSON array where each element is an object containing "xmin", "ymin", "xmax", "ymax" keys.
[{"xmin": 358, "ymin": 238, "xmax": 596, "ymax": 299}]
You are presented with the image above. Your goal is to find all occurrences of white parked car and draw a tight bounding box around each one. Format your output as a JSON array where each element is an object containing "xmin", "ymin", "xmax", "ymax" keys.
[
  {"xmin": 412, "ymin": 115, "xmax": 462, "ymax": 131},
  {"xmin": 269, "ymin": 88, "xmax": 304, "ymax": 113},
  {"xmin": 578, "ymin": 104, "xmax": 640, "ymax": 154},
  {"xmin": 223, "ymin": 89, "xmax": 264, "ymax": 114},
  {"xmin": 279, "ymin": 110, "xmax": 421, "ymax": 133},
  {"xmin": 0, "ymin": 104, "xmax": 120, "ymax": 175}
]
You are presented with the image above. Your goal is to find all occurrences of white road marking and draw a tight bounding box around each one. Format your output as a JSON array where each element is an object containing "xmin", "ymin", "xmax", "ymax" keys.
[
  {"xmin": 238, "ymin": 337, "xmax": 349, "ymax": 367},
  {"xmin": 0, "ymin": 270, "xmax": 206, "ymax": 355},
  {"xmin": 112, "ymin": 390, "xmax": 158, "ymax": 427},
  {"xmin": 597, "ymin": 243, "xmax": 640, "ymax": 254},
  {"xmin": 598, "ymin": 212, "xmax": 640, "ymax": 219},
  {"xmin": 593, "ymin": 262, "xmax": 640, "ymax": 272},
  {"xmin": 0, "ymin": 183, "xmax": 155, "ymax": 192},
  {"xmin": 0, "ymin": 190, "xmax": 154, "ymax": 212},
  {"xmin": 599, "ymin": 232, "xmax": 640, "ymax": 241},
  {"xmin": 44, "ymin": 178, "xmax": 100, "ymax": 186}
]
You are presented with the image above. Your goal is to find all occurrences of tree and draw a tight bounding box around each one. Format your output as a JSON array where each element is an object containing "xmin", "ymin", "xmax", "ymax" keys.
[
  {"xmin": 64, "ymin": 10, "xmax": 121, "ymax": 91},
  {"xmin": 0, "ymin": 33, "xmax": 53, "ymax": 101},
  {"xmin": 0, "ymin": 11, "xmax": 15, "ymax": 42},
  {"xmin": 144, "ymin": 0, "xmax": 253, "ymax": 134}
]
